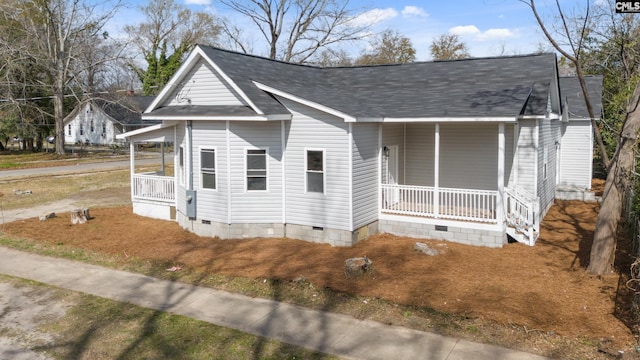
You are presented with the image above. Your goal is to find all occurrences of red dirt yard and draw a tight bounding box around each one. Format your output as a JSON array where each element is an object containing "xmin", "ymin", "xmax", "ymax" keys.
[{"xmin": 2, "ymin": 198, "xmax": 636, "ymax": 355}]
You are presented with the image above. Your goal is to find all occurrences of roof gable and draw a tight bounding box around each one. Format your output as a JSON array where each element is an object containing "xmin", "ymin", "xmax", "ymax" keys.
[
  {"xmin": 148, "ymin": 45, "xmax": 560, "ymax": 121},
  {"xmin": 161, "ymin": 58, "xmax": 248, "ymax": 107}
]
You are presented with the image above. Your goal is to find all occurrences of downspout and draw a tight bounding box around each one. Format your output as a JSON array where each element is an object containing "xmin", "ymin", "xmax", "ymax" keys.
[{"xmin": 187, "ymin": 120, "xmax": 193, "ymax": 191}]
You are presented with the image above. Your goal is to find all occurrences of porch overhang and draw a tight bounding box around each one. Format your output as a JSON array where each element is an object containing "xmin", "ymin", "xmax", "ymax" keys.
[
  {"xmin": 142, "ymin": 104, "xmax": 292, "ymax": 122},
  {"xmin": 355, "ymin": 116, "xmax": 518, "ymax": 123},
  {"xmin": 117, "ymin": 121, "xmax": 178, "ymax": 142}
]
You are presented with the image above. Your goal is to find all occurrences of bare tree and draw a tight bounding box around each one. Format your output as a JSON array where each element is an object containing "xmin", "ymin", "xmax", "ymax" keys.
[
  {"xmin": 125, "ymin": 0, "xmax": 220, "ymax": 95},
  {"xmin": 312, "ymin": 48, "xmax": 353, "ymax": 67},
  {"xmin": 429, "ymin": 33, "xmax": 470, "ymax": 60},
  {"xmin": 0, "ymin": 0, "xmax": 122, "ymax": 155},
  {"xmin": 355, "ymin": 29, "xmax": 416, "ymax": 65},
  {"xmin": 220, "ymin": 0, "xmax": 372, "ymax": 63},
  {"xmin": 522, "ymin": 0, "xmax": 640, "ymax": 274}
]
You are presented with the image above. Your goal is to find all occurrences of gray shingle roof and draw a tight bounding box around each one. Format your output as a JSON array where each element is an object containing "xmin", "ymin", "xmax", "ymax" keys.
[
  {"xmin": 559, "ymin": 76, "xmax": 603, "ymax": 119},
  {"xmin": 191, "ymin": 46, "xmax": 559, "ymax": 119}
]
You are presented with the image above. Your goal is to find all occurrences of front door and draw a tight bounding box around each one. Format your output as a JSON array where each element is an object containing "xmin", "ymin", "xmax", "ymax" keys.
[{"xmin": 385, "ymin": 145, "xmax": 399, "ymax": 205}]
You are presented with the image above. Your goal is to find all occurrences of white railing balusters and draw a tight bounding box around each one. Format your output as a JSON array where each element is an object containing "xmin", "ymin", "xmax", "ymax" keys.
[
  {"xmin": 381, "ymin": 184, "xmax": 498, "ymax": 223},
  {"xmin": 132, "ymin": 174, "xmax": 176, "ymax": 203}
]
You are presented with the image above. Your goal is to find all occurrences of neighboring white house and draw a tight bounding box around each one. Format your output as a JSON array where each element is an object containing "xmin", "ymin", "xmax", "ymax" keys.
[
  {"xmin": 556, "ymin": 76, "xmax": 603, "ymax": 200},
  {"xmin": 118, "ymin": 45, "xmax": 601, "ymax": 248},
  {"xmin": 64, "ymin": 95, "xmax": 155, "ymax": 145}
]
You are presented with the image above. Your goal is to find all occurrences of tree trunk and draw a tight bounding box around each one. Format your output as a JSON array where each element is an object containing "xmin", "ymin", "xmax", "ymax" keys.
[
  {"xmin": 54, "ymin": 74, "xmax": 66, "ymax": 155},
  {"xmin": 588, "ymin": 80, "xmax": 640, "ymax": 275}
]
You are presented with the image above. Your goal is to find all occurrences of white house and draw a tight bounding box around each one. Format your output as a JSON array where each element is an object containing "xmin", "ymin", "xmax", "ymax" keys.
[
  {"xmin": 118, "ymin": 45, "xmax": 601, "ymax": 248},
  {"xmin": 556, "ymin": 76, "xmax": 603, "ymax": 201},
  {"xmin": 64, "ymin": 95, "xmax": 155, "ymax": 145}
]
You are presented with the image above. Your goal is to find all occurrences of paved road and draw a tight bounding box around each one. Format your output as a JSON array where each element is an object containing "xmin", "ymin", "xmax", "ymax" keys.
[{"xmin": 0, "ymin": 155, "xmax": 170, "ymax": 179}]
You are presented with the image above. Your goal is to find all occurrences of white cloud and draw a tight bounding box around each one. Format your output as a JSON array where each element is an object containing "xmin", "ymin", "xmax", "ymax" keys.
[
  {"xmin": 478, "ymin": 28, "xmax": 515, "ymax": 40},
  {"xmin": 185, "ymin": 0, "xmax": 211, "ymax": 5},
  {"xmin": 402, "ymin": 6, "xmax": 428, "ymax": 17},
  {"xmin": 449, "ymin": 25, "xmax": 480, "ymax": 36},
  {"xmin": 351, "ymin": 8, "xmax": 399, "ymax": 27}
]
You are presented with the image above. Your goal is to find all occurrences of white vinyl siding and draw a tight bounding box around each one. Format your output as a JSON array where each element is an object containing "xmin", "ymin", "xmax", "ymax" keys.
[
  {"xmin": 559, "ymin": 120, "xmax": 592, "ymax": 189},
  {"xmin": 512, "ymin": 119, "xmax": 537, "ymax": 194},
  {"xmin": 352, "ymin": 123, "xmax": 379, "ymax": 229},
  {"xmin": 229, "ymin": 121, "xmax": 282, "ymax": 223},
  {"xmin": 439, "ymin": 123, "xmax": 498, "ymax": 191},
  {"xmin": 164, "ymin": 59, "xmax": 248, "ymax": 107},
  {"xmin": 537, "ymin": 118, "xmax": 561, "ymax": 216},
  {"xmin": 405, "ymin": 123, "xmax": 435, "ymax": 186},
  {"xmin": 281, "ymin": 98, "xmax": 351, "ymax": 231},
  {"xmin": 190, "ymin": 121, "xmax": 228, "ymax": 222}
]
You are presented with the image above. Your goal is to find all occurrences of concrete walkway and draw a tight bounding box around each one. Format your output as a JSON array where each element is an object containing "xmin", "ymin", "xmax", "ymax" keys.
[{"xmin": 0, "ymin": 247, "xmax": 549, "ymax": 360}]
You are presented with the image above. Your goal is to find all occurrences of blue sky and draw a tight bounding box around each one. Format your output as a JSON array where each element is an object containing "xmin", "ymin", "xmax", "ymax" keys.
[{"xmin": 112, "ymin": 0, "xmax": 593, "ymax": 61}]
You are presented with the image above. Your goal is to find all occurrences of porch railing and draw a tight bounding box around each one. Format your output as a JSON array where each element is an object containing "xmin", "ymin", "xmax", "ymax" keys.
[
  {"xmin": 505, "ymin": 186, "xmax": 539, "ymax": 244},
  {"xmin": 381, "ymin": 184, "xmax": 498, "ymax": 223},
  {"xmin": 132, "ymin": 173, "xmax": 175, "ymax": 203}
]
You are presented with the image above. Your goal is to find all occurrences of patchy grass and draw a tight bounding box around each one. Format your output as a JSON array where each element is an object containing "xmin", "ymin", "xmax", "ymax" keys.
[
  {"xmin": 0, "ymin": 170, "xmax": 131, "ymax": 210},
  {"xmin": 1, "ymin": 276, "xmax": 336, "ymax": 360}
]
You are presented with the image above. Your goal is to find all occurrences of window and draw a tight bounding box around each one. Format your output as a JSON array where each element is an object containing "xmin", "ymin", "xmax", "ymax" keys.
[
  {"xmin": 201, "ymin": 149, "xmax": 216, "ymax": 189},
  {"xmin": 101, "ymin": 123, "xmax": 106, "ymax": 136},
  {"xmin": 306, "ymin": 150, "xmax": 324, "ymax": 193},
  {"xmin": 67, "ymin": 124, "xmax": 71, "ymax": 136},
  {"xmin": 246, "ymin": 149, "xmax": 267, "ymax": 191},
  {"xmin": 90, "ymin": 120, "xmax": 94, "ymax": 132},
  {"xmin": 79, "ymin": 124, "xmax": 84, "ymax": 135}
]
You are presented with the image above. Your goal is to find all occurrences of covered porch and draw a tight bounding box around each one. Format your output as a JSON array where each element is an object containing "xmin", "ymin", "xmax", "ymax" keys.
[
  {"xmin": 118, "ymin": 122, "xmax": 178, "ymax": 220},
  {"xmin": 379, "ymin": 121, "xmax": 539, "ymax": 246}
]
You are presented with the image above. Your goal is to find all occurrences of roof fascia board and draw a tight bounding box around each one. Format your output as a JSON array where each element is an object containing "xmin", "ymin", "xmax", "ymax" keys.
[
  {"xmin": 253, "ymin": 81, "xmax": 356, "ymax": 122},
  {"xmin": 144, "ymin": 46, "xmax": 264, "ymax": 115},
  {"xmin": 116, "ymin": 120, "xmax": 179, "ymax": 139},
  {"xmin": 141, "ymin": 114, "xmax": 291, "ymax": 121},
  {"xmin": 356, "ymin": 116, "xmax": 518, "ymax": 123}
]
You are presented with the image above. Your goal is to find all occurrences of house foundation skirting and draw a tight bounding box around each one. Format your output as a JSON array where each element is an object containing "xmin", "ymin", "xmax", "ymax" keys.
[
  {"xmin": 379, "ymin": 214, "xmax": 507, "ymax": 248},
  {"xmin": 133, "ymin": 201, "xmax": 176, "ymax": 221},
  {"xmin": 176, "ymin": 212, "xmax": 378, "ymax": 247}
]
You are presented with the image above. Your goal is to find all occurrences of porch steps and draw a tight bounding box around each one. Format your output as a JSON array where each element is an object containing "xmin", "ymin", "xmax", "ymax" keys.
[{"xmin": 506, "ymin": 213, "xmax": 538, "ymax": 246}]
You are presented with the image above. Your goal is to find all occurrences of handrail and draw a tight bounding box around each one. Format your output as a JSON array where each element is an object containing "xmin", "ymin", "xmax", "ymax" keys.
[
  {"xmin": 132, "ymin": 174, "xmax": 175, "ymax": 203},
  {"xmin": 381, "ymin": 184, "xmax": 498, "ymax": 223}
]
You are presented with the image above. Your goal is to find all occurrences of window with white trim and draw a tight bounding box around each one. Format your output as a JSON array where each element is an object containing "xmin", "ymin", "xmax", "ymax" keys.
[
  {"xmin": 90, "ymin": 120, "xmax": 94, "ymax": 132},
  {"xmin": 79, "ymin": 124, "xmax": 84, "ymax": 135},
  {"xmin": 201, "ymin": 148, "xmax": 216, "ymax": 190},
  {"xmin": 67, "ymin": 124, "xmax": 71, "ymax": 136},
  {"xmin": 306, "ymin": 150, "xmax": 324, "ymax": 193},
  {"xmin": 246, "ymin": 149, "xmax": 267, "ymax": 191}
]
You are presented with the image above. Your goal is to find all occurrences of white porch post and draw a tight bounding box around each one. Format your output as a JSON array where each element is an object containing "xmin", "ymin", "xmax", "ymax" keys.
[
  {"xmin": 378, "ymin": 122, "xmax": 383, "ymax": 215},
  {"xmin": 160, "ymin": 142, "xmax": 165, "ymax": 175},
  {"xmin": 497, "ymin": 123, "xmax": 505, "ymax": 225},
  {"xmin": 434, "ymin": 122, "xmax": 440, "ymax": 218},
  {"xmin": 129, "ymin": 141, "xmax": 135, "ymax": 199}
]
